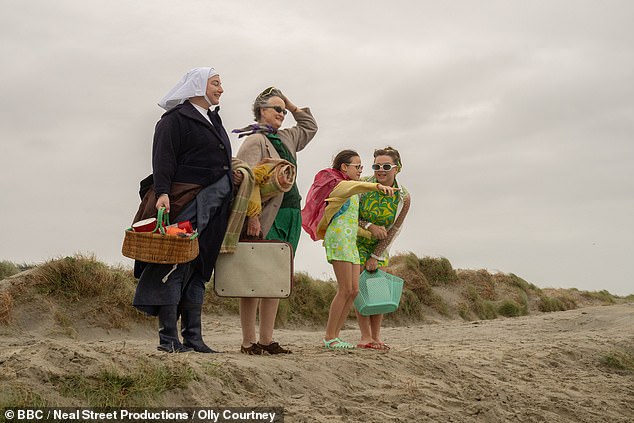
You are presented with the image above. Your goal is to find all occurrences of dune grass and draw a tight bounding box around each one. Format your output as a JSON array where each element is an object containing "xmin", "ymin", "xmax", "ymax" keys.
[
  {"xmin": 0, "ymin": 358, "xmax": 199, "ymax": 409},
  {"xmin": 600, "ymin": 349, "xmax": 634, "ymax": 372},
  {"xmin": 418, "ymin": 256, "xmax": 457, "ymax": 285},
  {"xmin": 1, "ymin": 255, "xmax": 146, "ymax": 330},
  {"xmin": 581, "ymin": 290, "xmax": 616, "ymax": 304},
  {"xmin": 52, "ymin": 360, "xmax": 198, "ymax": 407},
  {"xmin": 0, "ymin": 260, "xmax": 35, "ymax": 281},
  {"xmin": 0, "ymin": 260, "xmax": 21, "ymax": 280},
  {"xmin": 0, "ymin": 253, "xmax": 630, "ymax": 331},
  {"xmin": 385, "ymin": 253, "xmax": 450, "ymax": 317},
  {"xmin": 0, "ymin": 384, "xmax": 50, "ymax": 408}
]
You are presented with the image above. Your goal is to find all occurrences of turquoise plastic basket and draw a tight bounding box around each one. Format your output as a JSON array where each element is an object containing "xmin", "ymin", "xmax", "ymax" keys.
[{"xmin": 354, "ymin": 270, "xmax": 404, "ymax": 316}]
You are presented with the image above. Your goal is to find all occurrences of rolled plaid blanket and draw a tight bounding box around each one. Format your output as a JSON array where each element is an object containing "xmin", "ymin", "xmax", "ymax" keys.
[
  {"xmin": 253, "ymin": 158, "xmax": 296, "ymax": 201},
  {"xmin": 220, "ymin": 158, "xmax": 255, "ymax": 254}
]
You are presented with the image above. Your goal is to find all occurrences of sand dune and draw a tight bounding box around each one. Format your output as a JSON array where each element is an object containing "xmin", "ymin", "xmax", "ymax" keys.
[{"xmin": 1, "ymin": 293, "xmax": 633, "ymax": 422}]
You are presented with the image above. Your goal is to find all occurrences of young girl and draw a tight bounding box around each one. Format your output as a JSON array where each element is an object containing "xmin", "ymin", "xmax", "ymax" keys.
[
  {"xmin": 302, "ymin": 150, "xmax": 398, "ymax": 350},
  {"xmin": 355, "ymin": 147, "xmax": 411, "ymax": 351}
]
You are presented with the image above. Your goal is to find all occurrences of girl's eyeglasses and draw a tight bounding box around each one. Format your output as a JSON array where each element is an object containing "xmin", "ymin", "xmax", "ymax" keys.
[
  {"xmin": 371, "ymin": 163, "xmax": 398, "ymax": 171},
  {"xmin": 261, "ymin": 105, "xmax": 287, "ymax": 115},
  {"xmin": 346, "ymin": 163, "xmax": 363, "ymax": 170}
]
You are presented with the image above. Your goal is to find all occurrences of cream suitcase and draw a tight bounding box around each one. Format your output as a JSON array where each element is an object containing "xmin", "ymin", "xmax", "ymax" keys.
[{"xmin": 214, "ymin": 240, "xmax": 293, "ymax": 298}]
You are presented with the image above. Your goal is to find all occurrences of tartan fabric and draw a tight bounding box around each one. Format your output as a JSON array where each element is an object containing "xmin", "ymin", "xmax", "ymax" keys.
[{"xmin": 220, "ymin": 159, "xmax": 255, "ymax": 253}]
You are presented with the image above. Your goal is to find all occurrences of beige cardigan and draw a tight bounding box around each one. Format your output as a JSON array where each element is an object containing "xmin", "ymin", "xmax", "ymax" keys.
[{"xmin": 235, "ymin": 108, "xmax": 318, "ymax": 237}]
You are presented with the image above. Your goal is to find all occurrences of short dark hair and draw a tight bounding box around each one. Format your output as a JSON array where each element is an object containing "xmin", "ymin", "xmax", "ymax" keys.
[
  {"xmin": 332, "ymin": 149, "xmax": 360, "ymax": 170},
  {"xmin": 374, "ymin": 146, "xmax": 402, "ymax": 167}
]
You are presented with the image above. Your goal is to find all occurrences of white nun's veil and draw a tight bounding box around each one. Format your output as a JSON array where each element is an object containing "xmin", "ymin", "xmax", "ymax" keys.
[{"xmin": 158, "ymin": 67, "xmax": 219, "ymax": 110}]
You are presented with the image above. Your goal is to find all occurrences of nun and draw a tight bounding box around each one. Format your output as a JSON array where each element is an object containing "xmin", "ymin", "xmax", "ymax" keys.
[{"xmin": 131, "ymin": 67, "xmax": 239, "ymax": 353}]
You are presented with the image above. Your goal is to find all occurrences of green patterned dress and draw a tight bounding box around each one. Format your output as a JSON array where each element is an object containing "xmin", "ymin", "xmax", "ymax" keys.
[
  {"xmin": 324, "ymin": 196, "xmax": 361, "ymax": 264},
  {"xmin": 357, "ymin": 183, "xmax": 401, "ymax": 267}
]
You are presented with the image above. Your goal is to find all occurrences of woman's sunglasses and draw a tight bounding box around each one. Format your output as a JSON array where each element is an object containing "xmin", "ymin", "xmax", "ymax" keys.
[
  {"xmin": 371, "ymin": 163, "xmax": 398, "ymax": 171},
  {"xmin": 346, "ymin": 163, "xmax": 363, "ymax": 170},
  {"xmin": 261, "ymin": 105, "xmax": 287, "ymax": 115}
]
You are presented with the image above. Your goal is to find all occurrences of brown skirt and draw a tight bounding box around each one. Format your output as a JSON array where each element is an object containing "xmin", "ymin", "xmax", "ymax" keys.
[{"xmin": 132, "ymin": 182, "xmax": 202, "ymax": 224}]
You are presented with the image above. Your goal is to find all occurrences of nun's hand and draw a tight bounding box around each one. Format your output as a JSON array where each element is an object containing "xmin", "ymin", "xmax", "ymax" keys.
[
  {"xmin": 232, "ymin": 170, "xmax": 244, "ymax": 187},
  {"xmin": 156, "ymin": 194, "xmax": 170, "ymax": 213}
]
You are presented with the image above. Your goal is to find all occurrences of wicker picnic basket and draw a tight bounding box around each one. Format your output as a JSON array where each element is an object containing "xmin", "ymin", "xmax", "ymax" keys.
[{"xmin": 121, "ymin": 207, "xmax": 199, "ymax": 264}]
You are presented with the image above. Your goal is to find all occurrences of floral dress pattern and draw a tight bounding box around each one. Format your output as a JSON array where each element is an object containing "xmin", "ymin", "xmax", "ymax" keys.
[
  {"xmin": 357, "ymin": 186, "xmax": 400, "ymax": 267},
  {"xmin": 324, "ymin": 195, "xmax": 361, "ymax": 264}
]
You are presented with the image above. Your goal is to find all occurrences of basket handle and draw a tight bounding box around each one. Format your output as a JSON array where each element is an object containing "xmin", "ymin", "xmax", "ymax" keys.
[{"xmin": 155, "ymin": 207, "xmax": 171, "ymax": 235}]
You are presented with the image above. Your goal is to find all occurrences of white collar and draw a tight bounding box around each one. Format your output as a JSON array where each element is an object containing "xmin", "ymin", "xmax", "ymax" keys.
[{"xmin": 191, "ymin": 103, "xmax": 212, "ymax": 123}]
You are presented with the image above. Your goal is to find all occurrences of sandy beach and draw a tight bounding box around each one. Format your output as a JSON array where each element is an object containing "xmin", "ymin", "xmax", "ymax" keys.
[{"xmin": 1, "ymin": 293, "xmax": 633, "ymax": 422}]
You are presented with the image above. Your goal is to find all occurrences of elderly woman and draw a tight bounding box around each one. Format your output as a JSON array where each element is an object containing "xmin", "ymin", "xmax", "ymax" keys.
[
  {"xmin": 355, "ymin": 147, "xmax": 411, "ymax": 350},
  {"xmin": 233, "ymin": 87, "xmax": 318, "ymax": 354}
]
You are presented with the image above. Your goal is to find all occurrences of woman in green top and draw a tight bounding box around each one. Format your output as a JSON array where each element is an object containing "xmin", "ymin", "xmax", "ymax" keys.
[{"xmin": 234, "ymin": 87, "xmax": 318, "ymax": 355}]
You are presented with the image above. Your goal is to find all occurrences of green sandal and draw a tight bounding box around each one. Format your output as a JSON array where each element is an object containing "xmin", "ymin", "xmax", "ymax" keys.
[{"xmin": 323, "ymin": 338, "xmax": 355, "ymax": 350}]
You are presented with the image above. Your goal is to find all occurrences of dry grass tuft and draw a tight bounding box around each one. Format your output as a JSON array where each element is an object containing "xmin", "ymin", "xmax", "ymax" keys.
[
  {"xmin": 0, "ymin": 260, "xmax": 21, "ymax": 280},
  {"xmin": 386, "ymin": 253, "xmax": 449, "ymax": 316},
  {"xmin": 463, "ymin": 285, "xmax": 498, "ymax": 320},
  {"xmin": 52, "ymin": 359, "xmax": 198, "ymax": 407},
  {"xmin": 387, "ymin": 254, "xmax": 431, "ymax": 297},
  {"xmin": 581, "ymin": 290, "xmax": 616, "ymax": 304},
  {"xmin": 0, "ymin": 383, "xmax": 50, "ymax": 408},
  {"xmin": 418, "ymin": 256, "xmax": 457, "ymax": 286},
  {"xmin": 538, "ymin": 293, "xmax": 577, "ymax": 312},
  {"xmin": 458, "ymin": 269, "xmax": 497, "ymax": 301},
  {"xmin": 600, "ymin": 348, "xmax": 634, "ymax": 372},
  {"xmin": 26, "ymin": 254, "xmax": 145, "ymax": 329},
  {"xmin": 497, "ymin": 299, "xmax": 522, "ymax": 317}
]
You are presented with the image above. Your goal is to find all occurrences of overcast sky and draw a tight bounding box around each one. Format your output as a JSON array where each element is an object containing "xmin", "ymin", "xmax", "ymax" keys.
[{"xmin": 1, "ymin": 1, "xmax": 632, "ymax": 295}]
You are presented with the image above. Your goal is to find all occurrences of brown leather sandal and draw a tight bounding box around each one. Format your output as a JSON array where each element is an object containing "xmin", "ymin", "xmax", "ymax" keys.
[
  {"xmin": 240, "ymin": 343, "xmax": 263, "ymax": 355},
  {"xmin": 257, "ymin": 341, "xmax": 292, "ymax": 354}
]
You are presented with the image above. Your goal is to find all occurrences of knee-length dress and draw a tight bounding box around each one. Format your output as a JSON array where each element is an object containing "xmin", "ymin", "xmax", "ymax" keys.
[{"xmin": 324, "ymin": 196, "xmax": 361, "ymax": 264}]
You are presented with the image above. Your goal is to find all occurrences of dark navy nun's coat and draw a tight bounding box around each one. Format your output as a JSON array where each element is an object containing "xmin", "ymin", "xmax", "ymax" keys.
[{"xmin": 133, "ymin": 101, "xmax": 233, "ymax": 314}]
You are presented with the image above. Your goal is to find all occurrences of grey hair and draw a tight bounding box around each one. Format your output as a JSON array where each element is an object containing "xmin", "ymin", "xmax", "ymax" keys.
[{"xmin": 253, "ymin": 87, "xmax": 283, "ymax": 121}]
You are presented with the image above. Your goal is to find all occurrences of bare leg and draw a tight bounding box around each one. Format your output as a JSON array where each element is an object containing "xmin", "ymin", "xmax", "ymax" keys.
[
  {"xmin": 369, "ymin": 314, "xmax": 384, "ymax": 343},
  {"xmin": 325, "ymin": 261, "xmax": 359, "ymax": 341},
  {"xmin": 239, "ymin": 297, "xmax": 259, "ymax": 348},
  {"xmin": 334, "ymin": 263, "xmax": 360, "ymax": 337},
  {"xmin": 257, "ymin": 298, "xmax": 280, "ymax": 345},
  {"xmin": 355, "ymin": 310, "xmax": 374, "ymax": 344}
]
